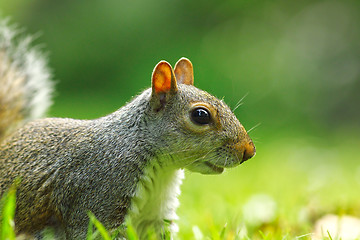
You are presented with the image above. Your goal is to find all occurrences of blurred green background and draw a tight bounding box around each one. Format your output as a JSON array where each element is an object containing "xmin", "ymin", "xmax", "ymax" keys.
[
  {"xmin": 2, "ymin": 0, "xmax": 359, "ymax": 137},
  {"xmin": 1, "ymin": 0, "xmax": 360, "ymax": 238}
]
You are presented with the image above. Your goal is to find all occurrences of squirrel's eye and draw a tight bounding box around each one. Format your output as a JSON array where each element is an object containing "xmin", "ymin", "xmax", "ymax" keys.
[{"xmin": 191, "ymin": 107, "xmax": 211, "ymax": 125}]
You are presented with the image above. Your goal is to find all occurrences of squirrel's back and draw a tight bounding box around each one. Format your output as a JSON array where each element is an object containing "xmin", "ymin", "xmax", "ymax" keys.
[{"xmin": 0, "ymin": 20, "xmax": 53, "ymax": 142}]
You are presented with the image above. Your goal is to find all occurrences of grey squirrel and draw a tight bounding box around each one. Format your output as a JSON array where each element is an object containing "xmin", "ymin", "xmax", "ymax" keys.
[{"xmin": 0, "ymin": 20, "xmax": 255, "ymax": 239}]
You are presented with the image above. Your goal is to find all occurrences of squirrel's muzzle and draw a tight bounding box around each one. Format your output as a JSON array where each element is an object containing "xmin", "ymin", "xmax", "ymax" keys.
[
  {"xmin": 241, "ymin": 140, "xmax": 256, "ymax": 162},
  {"xmin": 234, "ymin": 138, "xmax": 256, "ymax": 163}
]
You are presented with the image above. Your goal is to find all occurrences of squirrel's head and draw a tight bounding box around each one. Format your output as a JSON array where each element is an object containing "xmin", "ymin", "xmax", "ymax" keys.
[{"xmin": 147, "ymin": 58, "xmax": 255, "ymax": 174}]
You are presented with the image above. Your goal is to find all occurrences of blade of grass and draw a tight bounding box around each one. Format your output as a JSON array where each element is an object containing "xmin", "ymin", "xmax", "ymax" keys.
[
  {"xmin": 126, "ymin": 221, "xmax": 139, "ymax": 240},
  {"xmin": 87, "ymin": 213, "xmax": 94, "ymax": 240},
  {"xmin": 219, "ymin": 223, "xmax": 227, "ymax": 239},
  {"xmin": 1, "ymin": 187, "xmax": 16, "ymax": 240},
  {"xmin": 327, "ymin": 230, "xmax": 333, "ymax": 240},
  {"xmin": 87, "ymin": 212, "xmax": 111, "ymax": 240}
]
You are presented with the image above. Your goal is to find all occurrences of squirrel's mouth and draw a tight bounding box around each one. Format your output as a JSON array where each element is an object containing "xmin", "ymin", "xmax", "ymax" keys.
[
  {"xmin": 204, "ymin": 161, "xmax": 224, "ymax": 174},
  {"xmin": 185, "ymin": 141, "xmax": 253, "ymax": 175},
  {"xmin": 185, "ymin": 160, "xmax": 224, "ymax": 175}
]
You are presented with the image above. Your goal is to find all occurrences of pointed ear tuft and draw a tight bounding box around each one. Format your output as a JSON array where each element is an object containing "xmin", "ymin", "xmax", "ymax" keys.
[
  {"xmin": 174, "ymin": 57, "xmax": 194, "ymax": 86},
  {"xmin": 152, "ymin": 61, "xmax": 177, "ymax": 94}
]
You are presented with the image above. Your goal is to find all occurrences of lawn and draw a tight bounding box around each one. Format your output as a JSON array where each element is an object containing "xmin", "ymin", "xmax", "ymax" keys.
[{"xmin": 177, "ymin": 132, "xmax": 360, "ymax": 239}]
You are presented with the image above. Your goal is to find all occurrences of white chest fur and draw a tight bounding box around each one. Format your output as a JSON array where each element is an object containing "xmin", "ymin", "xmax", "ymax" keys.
[{"xmin": 128, "ymin": 162, "xmax": 185, "ymax": 238}]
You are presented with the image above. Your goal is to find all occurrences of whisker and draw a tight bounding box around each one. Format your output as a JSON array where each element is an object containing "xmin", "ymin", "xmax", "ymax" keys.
[
  {"xmin": 209, "ymin": 153, "xmax": 222, "ymax": 166},
  {"xmin": 234, "ymin": 150, "xmax": 240, "ymax": 163},
  {"xmin": 157, "ymin": 144, "xmax": 222, "ymax": 170},
  {"xmin": 232, "ymin": 92, "xmax": 248, "ymax": 113},
  {"xmin": 165, "ymin": 148, "xmax": 193, "ymax": 155},
  {"xmin": 216, "ymin": 151, "xmax": 227, "ymax": 167},
  {"xmin": 247, "ymin": 122, "xmax": 261, "ymax": 133},
  {"xmin": 250, "ymin": 137, "xmax": 262, "ymax": 144},
  {"xmin": 181, "ymin": 147, "xmax": 218, "ymax": 168},
  {"xmin": 233, "ymin": 102, "xmax": 243, "ymax": 111}
]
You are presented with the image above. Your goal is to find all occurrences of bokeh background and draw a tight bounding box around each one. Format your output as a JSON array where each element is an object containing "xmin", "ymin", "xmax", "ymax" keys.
[{"xmin": 1, "ymin": 0, "xmax": 360, "ymax": 238}]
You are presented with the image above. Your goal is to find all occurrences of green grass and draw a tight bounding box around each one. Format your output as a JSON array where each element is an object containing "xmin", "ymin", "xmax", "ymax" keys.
[
  {"xmin": 1, "ymin": 133, "xmax": 360, "ymax": 239},
  {"xmin": 0, "ymin": 183, "xmax": 16, "ymax": 240},
  {"xmin": 177, "ymin": 133, "xmax": 360, "ymax": 239}
]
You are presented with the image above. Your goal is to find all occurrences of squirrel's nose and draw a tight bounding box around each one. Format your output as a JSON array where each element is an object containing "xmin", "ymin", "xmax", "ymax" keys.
[
  {"xmin": 233, "ymin": 138, "xmax": 256, "ymax": 163},
  {"xmin": 242, "ymin": 140, "xmax": 256, "ymax": 162}
]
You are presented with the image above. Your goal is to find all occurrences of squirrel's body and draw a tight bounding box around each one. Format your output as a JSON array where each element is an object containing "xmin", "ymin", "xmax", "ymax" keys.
[
  {"xmin": 1, "ymin": 88, "xmax": 187, "ymax": 238},
  {"xmin": 0, "ymin": 21, "xmax": 255, "ymax": 239}
]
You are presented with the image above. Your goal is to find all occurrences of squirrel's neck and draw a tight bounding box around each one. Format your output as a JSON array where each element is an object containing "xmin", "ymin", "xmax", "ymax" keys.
[
  {"xmin": 102, "ymin": 89, "xmax": 151, "ymax": 134},
  {"xmin": 97, "ymin": 89, "xmax": 184, "ymax": 235},
  {"xmin": 99, "ymin": 88, "xmax": 155, "ymax": 161}
]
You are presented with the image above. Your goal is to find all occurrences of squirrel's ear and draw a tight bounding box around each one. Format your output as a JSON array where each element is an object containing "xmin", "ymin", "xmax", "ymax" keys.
[
  {"xmin": 152, "ymin": 60, "xmax": 178, "ymax": 94},
  {"xmin": 174, "ymin": 57, "xmax": 194, "ymax": 86}
]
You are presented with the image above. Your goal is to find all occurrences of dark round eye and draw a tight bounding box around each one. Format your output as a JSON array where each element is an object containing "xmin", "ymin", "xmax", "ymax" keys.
[{"xmin": 191, "ymin": 107, "xmax": 211, "ymax": 125}]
